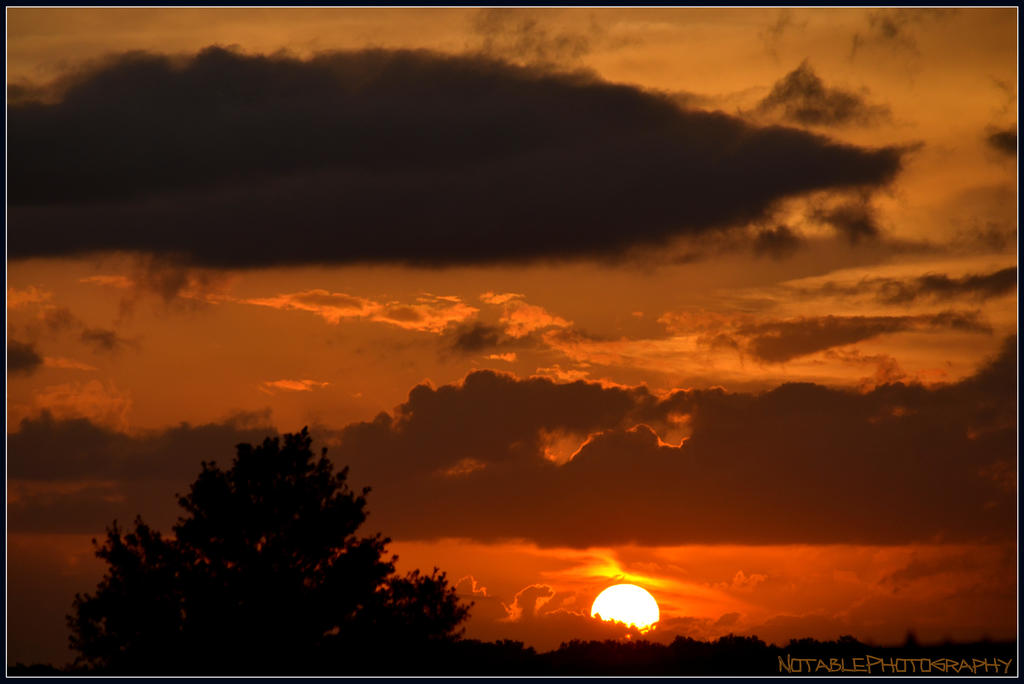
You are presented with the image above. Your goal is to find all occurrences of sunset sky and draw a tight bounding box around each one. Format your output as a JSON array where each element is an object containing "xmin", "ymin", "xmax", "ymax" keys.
[{"xmin": 6, "ymin": 7, "xmax": 1017, "ymax": 666}]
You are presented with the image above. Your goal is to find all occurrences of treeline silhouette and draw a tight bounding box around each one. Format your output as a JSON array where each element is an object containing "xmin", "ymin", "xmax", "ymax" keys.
[
  {"xmin": 7, "ymin": 430, "xmax": 1017, "ymax": 676},
  {"xmin": 10, "ymin": 634, "xmax": 1018, "ymax": 676}
]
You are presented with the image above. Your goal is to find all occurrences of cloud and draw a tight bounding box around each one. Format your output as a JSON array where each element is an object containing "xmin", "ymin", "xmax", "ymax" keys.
[
  {"xmin": 473, "ymin": 9, "xmax": 596, "ymax": 67},
  {"xmin": 759, "ymin": 10, "xmax": 806, "ymax": 60},
  {"xmin": 850, "ymin": 9, "xmax": 951, "ymax": 59},
  {"xmin": 325, "ymin": 337, "xmax": 1015, "ymax": 547},
  {"xmin": 8, "ymin": 295, "xmax": 146, "ymax": 362},
  {"xmin": 80, "ymin": 275, "xmax": 134, "ymax": 289},
  {"xmin": 79, "ymin": 258, "xmax": 237, "ymax": 315},
  {"xmin": 7, "ymin": 286, "xmax": 53, "ymax": 309},
  {"xmin": 985, "ymin": 127, "xmax": 1016, "ymax": 157},
  {"xmin": 448, "ymin": 323, "xmax": 511, "ymax": 353},
  {"xmin": 873, "ymin": 268, "xmax": 1016, "ymax": 305},
  {"xmin": 660, "ymin": 308, "xmax": 993, "ymax": 365},
  {"xmin": 455, "ymin": 575, "xmax": 490, "ymax": 598},
  {"xmin": 7, "ymin": 339, "xmax": 1016, "ymax": 548},
  {"xmin": 486, "ymin": 583, "xmax": 646, "ymax": 651},
  {"xmin": 444, "ymin": 294, "xmax": 572, "ymax": 355},
  {"xmin": 811, "ymin": 198, "xmax": 882, "ymax": 244},
  {"xmin": 483, "ymin": 292, "xmax": 572, "ymax": 338},
  {"xmin": 752, "ymin": 225, "xmax": 804, "ymax": 260},
  {"xmin": 792, "ymin": 267, "xmax": 1017, "ymax": 305},
  {"xmin": 245, "ymin": 289, "xmax": 478, "ymax": 333},
  {"xmin": 41, "ymin": 306, "xmax": 80, "ymax": 333},
  {"xmin": 80, "ymin": 327, "xmax": 135, "ymax": 354},
  {"xmin": 823, "ymin": 349, "xmax": 907, "ymax": 390},
  {"xmin": 7, "ymin": 411, "xmax": 278, "ymax": 534},
  {"xmin": 43, "ymin": 356, "xmax": 98, "ymax": 372},
  {"xmin": 261, "ymin": 379, "xmax": 330, "ymax": 393},
  {"xmin": 736, "ymin": 311, "xmax": 991, "ymax": 363},
  {"xmin": 8, "ymin": 339, "xmax": 44, "ymax": 376},
  {"xmin": 755, "ymin": 61, "xmax": 891, "ymax": 127},
  {"xmin": 15, "ymin": 380, "xmax": 135, "ymax": 431},
  {"xmin": 8, "ymin": 47, "xmax": 906, "ymax": 268},
  {"xmin": 503, "ymin": 584, "xmax": 556, "ymax": 621}
]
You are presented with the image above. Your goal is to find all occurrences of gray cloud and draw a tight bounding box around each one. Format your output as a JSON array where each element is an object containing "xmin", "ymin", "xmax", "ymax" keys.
[
  {"xmin": 6, "ymin": 339, "xmax": 1015, "ymax": 547},
  {"xmin": 752, "ymin": 225, "xmax": 804, "ymax": 260},
  {"xmin": 986, "ymin": 127, "xmax": 1016, "ymax": 157},
  {"xmin": 793, "ymin": 267, "xmax": 1017, "ymax": 305},
  {"xmin": 756, "ymin": 61, "xmax": 891, "ymax": 127},
  {"xmin": 330, "ymin": 337, "xmax": 1015, "ymax": 546},
  {"xmin": 473, "ymin": 9, "xmax": 596, "ymax": 67},
  {"xmin": 812, "ymin": 198, "xmax": 883, "ymax": 244},
  {"xmin": 8, "ymin": 339, "xmax": 44, "ymax": 376},
  {"xmin": 874, "ymin": 268, "xmax": 1016, "ymax": 304},
  {"xmin": 8, "ymin": 47, "xmax": 906, "ymax": 268},
  {"xmin": 850, "ymin": 9, "xmax": 952, "ymax": 59},
  {"xmin": 735, "ymin": 311, "xmax": 991, "ymax": 363},
  {"xmin": 7, "ymin": 411, "xmax": 277, "ymax": 533},
  {"xmin": 80, "ymin": 327, "xmax": 134, "ymax": 354}
]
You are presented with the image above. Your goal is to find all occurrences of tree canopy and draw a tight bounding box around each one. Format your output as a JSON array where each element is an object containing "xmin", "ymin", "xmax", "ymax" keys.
[{"xmin": 67, "ymin": 428, "xmax": 470, "ymax": 675}]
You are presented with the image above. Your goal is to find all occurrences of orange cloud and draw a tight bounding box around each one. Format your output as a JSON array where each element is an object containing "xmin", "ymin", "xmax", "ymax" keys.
[
  {"xmin": 79, "ymin": 274, "xmax": 134, "ymax": 289},
  {"xmin": 481, "ymin": 292, "xmax": 571, "ymax": 338},
  {"xmin": 42, "ymin": 356, "xmax": 97, "ymax": 371},
  {"xmin": 13, "ymin": 380, "xmax": 133, "ymax": 431},
  {"xmin": 456, "ymin": 575, "xmax": 490, "ymax": 597},
  {"xmin": 80, "ymin": 268, "xmax": 235, "ymax": 306},
  {"xmin": 260, "ymin": 379, "xmax": 330, "ymax": 393},
  {"xmin": 7, "ymin": 285, "xmax": 52, "ymax": 309},
  {"xmin": 480, "ymin": 291, "xmax": 524, "ymax": 305},
  {"xmin": 245, "ymin": 289, "xmax": 477, "ymax": 332},
  {"xmin": 502, "ymin": 584, "xmax": 556, "ymax": 621}
]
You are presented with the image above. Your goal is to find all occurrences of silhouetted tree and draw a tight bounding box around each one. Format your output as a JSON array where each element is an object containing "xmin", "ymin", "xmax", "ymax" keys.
[{"xmin": 68, "ymin": 429, "xmax": 470, "ymax": 675}]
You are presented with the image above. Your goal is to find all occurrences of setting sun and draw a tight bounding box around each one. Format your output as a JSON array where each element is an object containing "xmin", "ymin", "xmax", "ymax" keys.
[{"xmin": 591, "ymin": 584, "xmax": 661, "ymax": 631}]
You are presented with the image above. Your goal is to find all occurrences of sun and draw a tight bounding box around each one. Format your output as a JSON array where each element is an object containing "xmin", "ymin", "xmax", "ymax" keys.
[{"xmin": 590, "ymin": 584, "xmax": 660, "ymax": 631}]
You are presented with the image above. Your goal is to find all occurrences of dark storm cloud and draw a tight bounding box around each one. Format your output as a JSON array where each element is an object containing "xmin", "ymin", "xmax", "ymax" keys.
[
  {"xmin": 8, "ymin": 340, "xmax": 1015, "ymax": 546},
  {"xmin": 756, "ymin": 61, "xmax": 891, "ymax": 127},
  {"xmin": 986, "ymin": 127, "xmax": 1017, "ymax": 157},
  {"xmin": 8, "ymin": 47, "xmax": 906, "ymax": 268},
  {"xmin": 328, "ymin": 336, "xmax": 1015, "ymax": 546},
  {"xmin": 8, "ymin": 339, "xmax": 44, "ymax": 376},
  {"xmin": 335, "ymin": 370, "xmax": 655, "ymax": 479},
  {"xmin": 736, "ymin": 311, "xmax": 991, "ymax": 363}
]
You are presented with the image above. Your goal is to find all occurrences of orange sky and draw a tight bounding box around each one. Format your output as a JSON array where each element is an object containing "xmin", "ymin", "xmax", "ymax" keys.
[{"xmin": 5, "ymin": 7, "xmax": 1018, "ymax": 667}]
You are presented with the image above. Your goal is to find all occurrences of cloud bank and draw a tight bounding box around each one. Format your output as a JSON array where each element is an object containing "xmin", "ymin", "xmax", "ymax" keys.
[
  {"xmin": 10, "ymin": 339, "xmax": 1012, "ymax": 547},
  {"xmin": 8, "ymin": 47, "xmax": 906, "ymax": 267}
]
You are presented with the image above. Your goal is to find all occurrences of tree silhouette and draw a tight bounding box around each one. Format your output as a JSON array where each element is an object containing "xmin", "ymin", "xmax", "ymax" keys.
[{"xmin": 67, "ymin": 428, "xmax": 470, "ymax": 675}]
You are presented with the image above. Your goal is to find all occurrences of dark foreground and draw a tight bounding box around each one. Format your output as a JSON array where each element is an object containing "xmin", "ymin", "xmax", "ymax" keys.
[{"xmin": 8, "ymin": 634, "xmax": 1018, "ymax": 676}]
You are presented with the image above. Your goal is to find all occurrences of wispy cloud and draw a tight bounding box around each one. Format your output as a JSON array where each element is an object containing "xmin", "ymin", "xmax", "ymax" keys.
[
  {"xmin": 260, "ymin": 379, "xmax": 330, "ymax": 393},
  {"xmin": 245, "ymin": 289, "xmax": 478, "ymax": 333}
]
